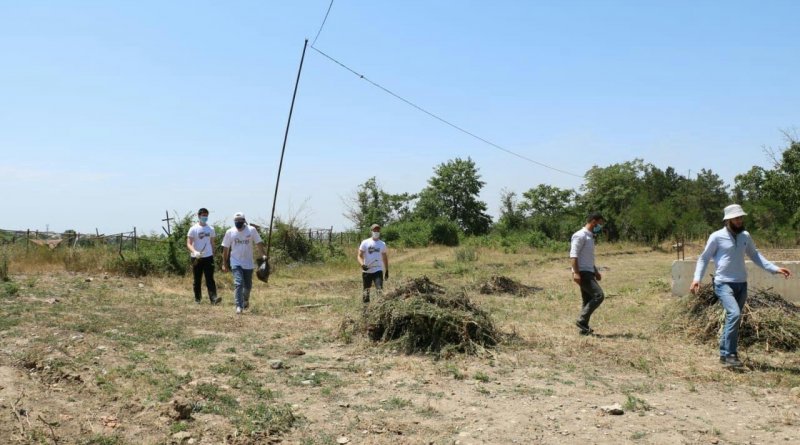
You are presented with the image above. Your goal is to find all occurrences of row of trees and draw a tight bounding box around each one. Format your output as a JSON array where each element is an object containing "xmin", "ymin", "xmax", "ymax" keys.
[{"xmin": 346, "ymin": 135, "xmax": 800, "ymax": 246}]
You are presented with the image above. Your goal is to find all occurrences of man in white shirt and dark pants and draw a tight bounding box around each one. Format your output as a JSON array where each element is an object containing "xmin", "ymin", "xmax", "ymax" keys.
[
  {"xmin": 690, "ymin": 204, "xmax": 791, "ymax": 367},
  {"xmin": 570, "ymin": 212, "xmax": 606, "ymax": 335},
  {"xmin": 186, "ymin": 207, "xmax": 219, "ymax": 304},
  {"xmin": 357, "ymin": 223, "xmax": 389, "ymax": 303}
]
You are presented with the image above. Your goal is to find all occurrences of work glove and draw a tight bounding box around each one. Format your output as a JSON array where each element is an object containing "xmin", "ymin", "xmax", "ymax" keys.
[
  {"xmin": 361, "ymin": 264, "xmax": 368, "ymax": 271},
  {"xmin": 384, "ymin": 270, "xmax": 389, "ymax": 280}
]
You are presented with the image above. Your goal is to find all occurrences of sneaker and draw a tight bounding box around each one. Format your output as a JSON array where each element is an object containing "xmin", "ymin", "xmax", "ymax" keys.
[
  {"xmin": 236, "ymin": 307, "xmax": 242, "ymax": 315},
  {"xmin": 721, "ymin": 355, "xmax": 743, "ymax": 368},
  {"xmin": 194, "ymin": 298, "xmax": 201, "ymax": 304},
  {"xmin": 575, "ymin": 320, "xmax": 593, "ymax": 335},
  {"xmin": 210, "ymin": 296, "xmax": 221, "ymax": 305}
]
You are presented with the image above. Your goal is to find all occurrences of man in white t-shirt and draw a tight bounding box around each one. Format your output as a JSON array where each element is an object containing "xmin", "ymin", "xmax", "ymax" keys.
[
  {"xmin": 357, "ymin": 223, "xmax": 389, "ymax": 303},
  {"xmin": 186, "ymin": 207, "xmax": 219, "ymax": 304},
  {"xmin": 570, "ymin": 212, "xmax": 605, "ymax": 335},
  {"xmin": 221, "ymin": 212, "xmax": 266, "ymax": 314}
]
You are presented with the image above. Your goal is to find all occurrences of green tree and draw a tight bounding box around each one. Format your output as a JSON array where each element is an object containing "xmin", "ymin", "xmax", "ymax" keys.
[
  {"xmin": 580, "ymin": 159, "xmax": 647, "ymax": 239},
  {"xmin": 344, "ymin": 177, "xmax": 415, "ymax": 232},
  {"xmin": 496, "ymin": 189, "xmax": 525, "ymax": 232},
  {"xmin": 519, "ymin": 184, "xmax": 579, "ymax": 239},
  {"xmin": 415, "ymin": 157, "xmax": 492, "ymax": 235}
]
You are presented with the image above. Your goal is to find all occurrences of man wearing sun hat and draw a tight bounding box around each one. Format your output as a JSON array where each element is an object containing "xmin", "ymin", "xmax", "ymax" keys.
[{"xmin": 690, "ymin": 204, "xmax": 791, "ymax": 368}]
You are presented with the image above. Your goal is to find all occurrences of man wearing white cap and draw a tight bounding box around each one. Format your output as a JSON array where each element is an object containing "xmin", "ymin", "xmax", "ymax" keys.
[
  {"xmin": 221, "ymin": 212, "xmax": 266, "ymax": 314},
  {"xmin": 690, "ymin": 204, "xmax": 791, "ymax": 367}
]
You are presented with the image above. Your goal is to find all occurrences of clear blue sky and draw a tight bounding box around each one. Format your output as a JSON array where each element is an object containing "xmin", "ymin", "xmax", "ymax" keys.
[{"xmin": 2, "ymin": 1, "xmax": 798, "ymax": 234}]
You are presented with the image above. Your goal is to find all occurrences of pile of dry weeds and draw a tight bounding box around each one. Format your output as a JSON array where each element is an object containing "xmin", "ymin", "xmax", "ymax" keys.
[
  {"xmin": 362, "ymin": 276, "xmax": 500, "ymax": 355},
  {"xmin": 478, "ymin": 275, "xmax": 541, "ymax": 297},
  {"xmin": 662, "ymin": 283, "xmax": 800, "ymax": 351}
]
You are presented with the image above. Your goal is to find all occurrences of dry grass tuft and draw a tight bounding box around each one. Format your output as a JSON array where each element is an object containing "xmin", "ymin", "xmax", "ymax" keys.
[
  {"xmin": 362, "ymin": 276, "xmax": 500, "ymax": 355},
  {"xmin": 478, "ymin": 275, "xmax": 542, "ymax": 297}
]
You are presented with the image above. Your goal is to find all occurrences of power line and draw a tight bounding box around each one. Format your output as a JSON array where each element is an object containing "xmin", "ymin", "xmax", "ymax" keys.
[
  {"xmin": 312, "ymin": 0, "xmax": 335, "ymax": 46},
  {"xmin": 309, "ymin": 45, "xmax": 584, "ymax": 179}
]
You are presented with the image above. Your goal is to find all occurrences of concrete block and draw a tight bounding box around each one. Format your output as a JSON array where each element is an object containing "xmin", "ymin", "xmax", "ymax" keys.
[{"xmin": 671, "ymin": 260, "xmax": 800, "ymax": 304}]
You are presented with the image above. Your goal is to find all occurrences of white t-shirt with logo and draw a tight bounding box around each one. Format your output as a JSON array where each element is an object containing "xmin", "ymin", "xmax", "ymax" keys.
[
  {"xmin": 221, "ymin": 226, "xmax": 263, "ymax": 269},
  {"xmin": 187, "ymin": 224, "xmax": 216, "ymax": 258},
  {"xmin": 359, "ymin": 238, "xmax": 387, "ymax": 273}
]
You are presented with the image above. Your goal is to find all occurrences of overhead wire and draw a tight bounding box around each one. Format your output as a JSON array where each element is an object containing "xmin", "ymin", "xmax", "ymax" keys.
[
  {"xmin": 311, "ymin": 0, "xmax": 335, "ymax": 46},
  {"xmin": 309, "ymin": 44, "xmax": 585, "ymax": 179}
]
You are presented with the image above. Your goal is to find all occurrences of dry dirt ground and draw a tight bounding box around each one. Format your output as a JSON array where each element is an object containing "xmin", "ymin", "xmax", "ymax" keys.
[{"xmin": 1, "ymin": 246, "xmax": 799, "ymax": 444}]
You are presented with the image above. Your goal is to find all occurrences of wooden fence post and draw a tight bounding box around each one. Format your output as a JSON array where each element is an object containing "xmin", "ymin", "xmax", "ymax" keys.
[
  {"xmin": 133, "ymin": 227, "xmax": 138, "ymax": 252},
  {"xmin": 26, "ymin": 229, "xmax": 30, "ymax": 253}
]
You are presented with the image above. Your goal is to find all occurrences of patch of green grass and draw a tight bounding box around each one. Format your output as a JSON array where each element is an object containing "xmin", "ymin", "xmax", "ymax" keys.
[
  {"xmin": 630, "ymin": 431, "xmax": 648, "ymax": 440},
  {"xmin": 169, "ymin": 421, "xmax": 189, "ymax": 434},
  {"xmin": 473, "ymin": 371, "xmax": 490, "ymax": 383},
  {"xmin": 196, "ymin": 382, "xmax": 239, "ymax": 415},
  {"xmin": 623, "ymin": 394, "xmax": 652, "ymax": 412},
  {"xmin": 445, "ymin": 363, "xmax": 465, "ymax": 380},
  {"xmin": 381, "ymin": 397, "xmax": 412, "ymax": 410},
  {"xmin": 237, "ymin": 402, "xmax": 297, "ymax": 435},
  {"xmin": 79, "ymin": 435, "xmax": 122, "ymax": 445},
  {"xmin": 289, "ymin": 371, "xmax": 342, "ymax": 388},
  {"xmin": 127, "ymin": 351, "xmax": 148, "ymax": 363},
  {"xmin": 210, "ymin": 357, "xmax": 255, "ymax": 377},
  {"xmin": 3, "ymin": 281, "xmax": 20, "ymax": 297},
  {"xmin": 454, "ymin": 247, "xmax": 478, "ymax": 262},
  {"xmin": 182, "ymin": 335, "xmax": 223, "ymax": 354},
  {"xmin": 0, "ymin": 314, "xmax": 20, "ymax": 331}
]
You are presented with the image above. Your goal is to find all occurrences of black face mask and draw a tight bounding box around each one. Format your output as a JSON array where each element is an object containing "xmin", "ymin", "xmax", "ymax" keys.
[{"xmin": 234, "ymin": 221, "xmax": 245, "ymax": 229}]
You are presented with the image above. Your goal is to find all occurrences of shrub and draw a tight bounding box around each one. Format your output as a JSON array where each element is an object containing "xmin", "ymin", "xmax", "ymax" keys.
[
  {"xmin": 382, "ymin": 220, "xmax": 431, "ymax": 248},
  {"xmin": 430, "ymin": 220, "xmax": 460, "ymax": 246}
]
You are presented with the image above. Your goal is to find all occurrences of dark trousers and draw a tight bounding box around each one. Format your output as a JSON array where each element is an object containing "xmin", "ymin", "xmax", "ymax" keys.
[
  {"xmin": 193, "ymin": 256, "xmax": 217, "ymax": 301},
  {"xmin": 578, "ymin": 271, "xmax": 604, "ymax": 324},
  {"xmin": 362, "ymin": 271, "xmax": 384, "ymax": 290}
]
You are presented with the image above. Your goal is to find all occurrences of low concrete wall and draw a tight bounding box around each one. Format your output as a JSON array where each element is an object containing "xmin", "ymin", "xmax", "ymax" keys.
[{"xmin": 671, "ymin": 260, "xmax": 800, "ymax": 304}]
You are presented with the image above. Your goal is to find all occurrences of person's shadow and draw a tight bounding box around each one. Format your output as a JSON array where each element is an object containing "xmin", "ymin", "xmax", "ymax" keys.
[
  {"xmin": 744, "ymin": 360, "xmax": 800, "ymax": 375},
  {"xmin": 591, "ymin": 332, "xmax": 650, "ymax": 340}
]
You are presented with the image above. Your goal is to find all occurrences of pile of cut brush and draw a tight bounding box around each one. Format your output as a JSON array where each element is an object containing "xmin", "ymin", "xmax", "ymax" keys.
[
  {"xmin": 478, "ymin": 275, "xmax": 541, "ymax": 297},
  {"xmin": 361, "ymin": 276, "xmax": 500, "ymax": 355},
  {"xmin": 662, "ymin": 283, "xmax": 800, "ymax": 351}
]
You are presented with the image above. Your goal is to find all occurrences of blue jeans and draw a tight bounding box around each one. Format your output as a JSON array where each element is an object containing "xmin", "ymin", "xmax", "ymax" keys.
[
  {"xmin": 714, "ymin": 281, "xmax": 748, "ymax": 357},
  {"xmin": 231, "ymin": 266, "xmax": 253, "ymax": 309}
]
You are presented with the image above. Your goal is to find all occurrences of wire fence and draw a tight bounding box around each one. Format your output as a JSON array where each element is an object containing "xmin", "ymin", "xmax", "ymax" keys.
[{"xmin": 0, "ymin": 226, "xmax": 362, "ymax": 253}]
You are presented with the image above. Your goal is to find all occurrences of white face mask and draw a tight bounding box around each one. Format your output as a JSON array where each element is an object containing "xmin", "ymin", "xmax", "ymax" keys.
[{"xmin": 371, "ymin": 231, "xmax": 380, "ymax": 240}]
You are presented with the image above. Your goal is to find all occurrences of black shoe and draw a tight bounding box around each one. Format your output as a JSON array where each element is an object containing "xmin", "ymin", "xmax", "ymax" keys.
[
  {"xmin": 362, "ymin": 293, "xmax": 370, "ymax": 303},
  {"xmin": 721, "ymin": 355, "xmax": 743, "ymax": 368},
  {"xmin": 210, "ymin": 296, "xmax": 221, "ymax": 305},
  {"xmin": 243, "ymin": 301, "xmax": 249, "ymax": 309},
  {"xmin": 575, "ymin": 320, "xmax": 593, "ymax": 335},
  {"xmin": 195, "ymin": 298, "xmax": 201, "ymax": 304}
]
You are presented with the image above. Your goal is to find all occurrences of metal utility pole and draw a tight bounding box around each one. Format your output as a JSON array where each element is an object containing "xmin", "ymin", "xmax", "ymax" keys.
[{"xmin": 265, "ymin": 39, "xmax": 309, "ymax": 280}]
